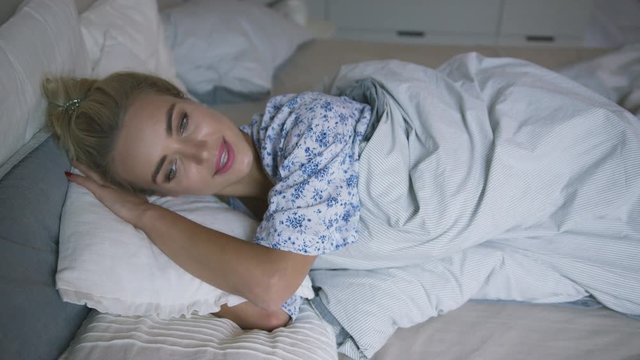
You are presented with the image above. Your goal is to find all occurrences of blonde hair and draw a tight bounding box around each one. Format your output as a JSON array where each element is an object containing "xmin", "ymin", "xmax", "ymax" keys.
[{"xmin": 43, "ymin": 72, "xmax": 184, "ymax": 194}]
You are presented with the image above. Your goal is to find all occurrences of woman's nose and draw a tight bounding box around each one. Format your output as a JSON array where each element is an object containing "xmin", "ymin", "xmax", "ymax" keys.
[{"xmin": 181, "ymin": 140, "xmax": 211, "ymax": 165}]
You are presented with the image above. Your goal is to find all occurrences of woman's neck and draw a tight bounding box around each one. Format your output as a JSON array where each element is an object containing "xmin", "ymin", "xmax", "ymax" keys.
[
  {"xmin": 225, "ymin": 132, "xmax": 272, "ymax": 199},
  {"xmin": 232, "ymin": 133, "xmax": 272, "ymax": 219}
]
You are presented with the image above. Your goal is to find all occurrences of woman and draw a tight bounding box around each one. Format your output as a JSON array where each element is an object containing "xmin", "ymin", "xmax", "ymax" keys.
[
  {"xmin": 44, "ymin": 72, "xmax": 372, "ymax": 331},
  {"xmin": 45, "ymin": 55, "xmax": 640, "ymax": 356}
]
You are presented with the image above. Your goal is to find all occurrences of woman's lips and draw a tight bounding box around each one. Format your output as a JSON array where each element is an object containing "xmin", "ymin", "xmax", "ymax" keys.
[{"xmin": 214, "ymin": 139, "xmax": 234, "ymax": 175}]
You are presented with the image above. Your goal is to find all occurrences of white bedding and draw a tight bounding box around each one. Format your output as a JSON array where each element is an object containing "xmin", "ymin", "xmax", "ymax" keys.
[
  {"xmin": 309, "ymin": 53, "xmax": 640, "ymax": 359},
  {"xmin": 559, "ymin": 43, "xmax": 640, "ymax": 115}
]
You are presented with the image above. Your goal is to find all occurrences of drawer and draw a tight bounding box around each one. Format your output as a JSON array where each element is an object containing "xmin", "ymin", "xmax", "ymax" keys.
[
  {"xmin": 500, "ymin": 0, "xmax": 594, "ymax": 38},
  {"xmin": 334, "ymin": 28, "xmax": 496, "ymax": 45},
  {"xmin": 327, "ymin": 0, "xmax": 501, "ymax": 35}
]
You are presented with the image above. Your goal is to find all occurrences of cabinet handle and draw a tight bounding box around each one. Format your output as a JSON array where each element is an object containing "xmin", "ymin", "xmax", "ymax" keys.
[
  {"xmin": 396, "ymin": 30, "xmax": 425, "ymax": 38},
  {"xmin": 525, "ymin": 35, "xmax": 555, "ymax": 43}
]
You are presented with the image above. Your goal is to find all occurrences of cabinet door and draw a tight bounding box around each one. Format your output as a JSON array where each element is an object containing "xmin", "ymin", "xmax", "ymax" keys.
[
  {"xmin": 327, "ymin": 0, "xmax": 501, "ymax": 39},
  {"xmin": 500, "ymin": 0, "xmax": 594, "ymax": 45}
]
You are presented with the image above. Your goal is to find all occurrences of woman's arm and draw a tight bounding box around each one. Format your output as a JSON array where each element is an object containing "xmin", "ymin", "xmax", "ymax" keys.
[
  {"xmin": 67, "ymin": 166, "xmax": 315, "ymax": 313},
  {"xmin": 136, "ymin": 204, "xmax": 315, "ymax": 312}
]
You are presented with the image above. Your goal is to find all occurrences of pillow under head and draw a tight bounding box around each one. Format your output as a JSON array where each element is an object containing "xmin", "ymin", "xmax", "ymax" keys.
[{"xmin": 56, "ymin": 182, "xmax": 314, "ymax": 318}]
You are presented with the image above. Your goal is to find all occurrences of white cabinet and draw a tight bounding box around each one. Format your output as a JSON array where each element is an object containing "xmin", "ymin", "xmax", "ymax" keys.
[
  {"xmin": 307, "ymin": 0, "xmax": 595, "ymax": 46},
  {"xmin": 499, "ymin": 0, "xmax": 594, "ymax": 45},
  {"xmin": 326, "ymin": 0, "xmax": 501, "ymax": 44}
]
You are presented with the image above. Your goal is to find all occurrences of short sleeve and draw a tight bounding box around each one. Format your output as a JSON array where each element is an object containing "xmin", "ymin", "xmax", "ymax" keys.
[
  {"xmin": 281, "ymin": 294, "xmax": 303, "ymax": 320},
  {"xmin": 247, "ymin": 92, "xmax": 372, "ymax": 255}
]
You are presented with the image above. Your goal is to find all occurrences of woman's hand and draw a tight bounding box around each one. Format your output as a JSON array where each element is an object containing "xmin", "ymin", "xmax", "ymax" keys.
[
  {"xmin": 213, "ymin": 302, "xmax": 290, "ymax": 331},
  {"xmin": 68, "ymin": 161, "xmax": 152, "ymax": 227}
]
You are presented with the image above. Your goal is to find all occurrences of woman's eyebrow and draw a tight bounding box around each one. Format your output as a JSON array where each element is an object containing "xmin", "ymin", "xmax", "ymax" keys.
[
  {"xmin": 151, "ymin": 102, "xmax": 176, "ymax": 184},
  {"xmin": 152, "ymin": 155, "xmax": 167, "ymax": 185},
  {"xmin": 166, "ymin": 102, "xmax": 176, "ymax": 136}
]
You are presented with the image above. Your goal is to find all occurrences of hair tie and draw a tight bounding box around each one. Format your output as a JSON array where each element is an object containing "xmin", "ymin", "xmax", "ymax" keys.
[{"xmin": 62, "ymin": 98, "xmax": 82, "ymax": 113}]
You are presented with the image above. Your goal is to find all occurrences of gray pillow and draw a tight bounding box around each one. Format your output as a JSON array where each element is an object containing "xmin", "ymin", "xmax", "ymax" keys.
[{"xmin": 0, "ymin": 137, "xmax": 88, "ymax": 360}]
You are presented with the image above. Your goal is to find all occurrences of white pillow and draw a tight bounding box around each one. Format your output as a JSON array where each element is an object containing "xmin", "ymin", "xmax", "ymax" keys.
[
  {"xmin": 79, "ymin": 0, "xmax": 186, "ymax": 91},
  {"xmin": 56, "ymin": 182, "xmax": 314, "ymax": 318},
  {"xmin": 161, "ymin": 0, "xmax": 313, "ymax": 103},
  {"xmin": 0, "ymin": 0, "xmax": 89, "ymax": 174},
  {"xmin": 60, "ymin": 303, "xmax": 337, "ymax": 360}
]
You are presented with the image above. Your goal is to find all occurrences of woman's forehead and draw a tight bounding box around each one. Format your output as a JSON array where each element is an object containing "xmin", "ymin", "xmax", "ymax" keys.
[
  {"xmin": 113, "ymin": 94, "xmax": 174, "ymax": 187},
  {"xmin": 125, "ymin": 93, "xmax": 174, "ymax": 122}
]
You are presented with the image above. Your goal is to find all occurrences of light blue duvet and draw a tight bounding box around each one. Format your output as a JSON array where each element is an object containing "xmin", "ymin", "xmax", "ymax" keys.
[{"xmin": 309, "ymin": 53, "xmax": 640, "ymax": 359}]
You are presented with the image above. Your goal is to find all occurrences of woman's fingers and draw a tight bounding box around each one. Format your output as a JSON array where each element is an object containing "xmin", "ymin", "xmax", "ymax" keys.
[
  {"xmin": 65, "ymin": 164, "xmax": 150, "ymax": 226},
  {"xmin": 66, "ymin": 170, "xmax": 100, "ymax": 192},
  {"xmin": 71, "ymin": 160, "xmax": 107, "ymax": 186}
]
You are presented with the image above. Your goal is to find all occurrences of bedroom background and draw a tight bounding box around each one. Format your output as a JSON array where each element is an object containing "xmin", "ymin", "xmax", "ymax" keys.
[
  {"xmin": 1, "ymin": 0, "xmax": 639, "ymax": 47},
  {"xmin": 303, "ymin": 0, "xmax": 640, "ymax": 48},
  {"xmin": 1, "ymin": 1, "xmax": 639, "ymax": 360}
]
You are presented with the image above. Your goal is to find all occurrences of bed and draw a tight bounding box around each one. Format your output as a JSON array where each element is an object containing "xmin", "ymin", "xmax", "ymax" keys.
[{"xmin": 1, "ymin": 0, "xmax": 639, "ymax": 359}]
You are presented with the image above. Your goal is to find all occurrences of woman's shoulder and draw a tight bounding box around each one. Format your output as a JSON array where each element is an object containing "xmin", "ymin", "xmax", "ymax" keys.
[
  {"xmin": 253, "ymin": 92, "xmax": 368, "ymax": 255},
  {"xmin": 259, "ymin": 91, "xmax": 368, "ymax": 132},
  {"xmin": 265, "ymin": 92, "xmax": 368, "ymax": 148},
  {"xmin": 264, "ymin": 91, "xmax": 356, "ymax": 117},
  {"xmin": 248, "ymin": 91, "xmax": 371, "ymax": 183}
]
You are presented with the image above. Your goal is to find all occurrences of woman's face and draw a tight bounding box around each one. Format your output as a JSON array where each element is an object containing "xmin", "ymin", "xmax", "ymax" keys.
[{"xmin": 111, "ymin": 93, "xmax": 254, "ymax": 196}]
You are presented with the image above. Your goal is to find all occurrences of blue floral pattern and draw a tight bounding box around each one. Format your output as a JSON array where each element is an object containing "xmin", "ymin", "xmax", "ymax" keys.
[{"xmin": 241, "ymin": 92, "xmax": 372, "ymax": 319}]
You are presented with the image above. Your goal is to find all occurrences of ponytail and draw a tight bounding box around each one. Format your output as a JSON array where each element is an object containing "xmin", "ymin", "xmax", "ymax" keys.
[{"xmin": 43, "ymin": 77, "xmax": 99, "ymax": 162}]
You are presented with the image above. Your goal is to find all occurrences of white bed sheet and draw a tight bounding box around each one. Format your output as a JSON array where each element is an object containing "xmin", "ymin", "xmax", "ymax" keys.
[{"xmin": 368, "ymin": 301, "xmax": 640, "ymax": 360}]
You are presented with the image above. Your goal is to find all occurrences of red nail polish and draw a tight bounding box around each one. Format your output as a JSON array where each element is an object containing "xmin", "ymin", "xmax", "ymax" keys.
[{"xmin": 64, "ymin": 171, "xmax": 73, "ymax": 179}]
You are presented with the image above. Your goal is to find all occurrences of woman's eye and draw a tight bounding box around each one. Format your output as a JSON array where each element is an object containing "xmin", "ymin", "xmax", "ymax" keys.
[
  {"xmin": 178, "ymin": 113, "xmax": 189, "ymax": 135},
  {"xmin": 166, "ymin": 160, "xmax": 177, "ymax": 183}
]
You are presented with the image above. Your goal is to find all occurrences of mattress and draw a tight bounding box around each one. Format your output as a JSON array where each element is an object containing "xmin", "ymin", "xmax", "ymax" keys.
[{"xmin": 370, "ymin": 301, "xmax": 640, "ymax": 360}]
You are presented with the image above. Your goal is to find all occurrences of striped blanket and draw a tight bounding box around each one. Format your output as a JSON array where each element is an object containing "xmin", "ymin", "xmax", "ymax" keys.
[{"xmin": 309, "ymin": 54, "xmax": 640, "ymax": 359}]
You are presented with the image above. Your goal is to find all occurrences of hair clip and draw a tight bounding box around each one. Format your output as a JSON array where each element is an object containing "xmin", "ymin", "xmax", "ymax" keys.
[{"xmin": 62, "ymin": 98, "xmax": 82, "ymax": 112}]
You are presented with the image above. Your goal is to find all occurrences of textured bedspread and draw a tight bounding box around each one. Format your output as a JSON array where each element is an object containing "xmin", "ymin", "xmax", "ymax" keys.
[{"xmin": 308, "ymin": 54, "xmax": 640, "ymax": 359}]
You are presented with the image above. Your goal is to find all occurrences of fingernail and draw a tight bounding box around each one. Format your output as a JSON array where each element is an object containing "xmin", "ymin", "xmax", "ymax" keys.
[{"xmin": 64, "ymin": 171, "xmax": 73, "ymax": 179}]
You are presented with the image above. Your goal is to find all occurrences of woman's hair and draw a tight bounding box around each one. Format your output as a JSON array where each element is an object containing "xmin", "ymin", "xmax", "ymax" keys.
[{"xmin": 43, "ymin": 72, "xmax": 184, "ymax": 194}]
